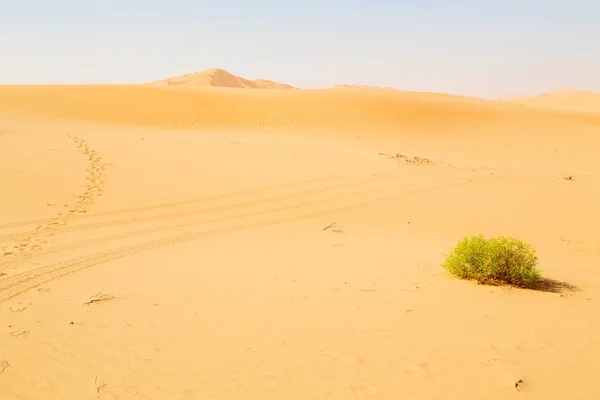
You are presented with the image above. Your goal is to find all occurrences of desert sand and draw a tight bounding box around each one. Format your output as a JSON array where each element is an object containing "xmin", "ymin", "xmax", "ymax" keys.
[{"xmin": 0, "ymin": 73, "xmax": 599, "ymax": 399}]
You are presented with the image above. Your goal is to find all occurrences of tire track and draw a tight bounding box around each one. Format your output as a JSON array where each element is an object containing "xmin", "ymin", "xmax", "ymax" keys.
[
  {"xmin": 0, "ymin": 171, "xmax": 502, "ymax": 271},
  {"xmin": 0, "ymin": 168, "xmax": 411, "ymax": 242},
  {"xmin": 0, "ymin": 174, "xmax": 468, "ymax": 270},
  {"xmin": 0, "ymin": 171, "xmax": 369, "ymax": 231},
  {"xmin": 0, "ymin": 173, "xmax": 495, "ymax": 302},
  {"xmin": 0, "ymin": 167, "xmax": 384, "ymax": 270}
]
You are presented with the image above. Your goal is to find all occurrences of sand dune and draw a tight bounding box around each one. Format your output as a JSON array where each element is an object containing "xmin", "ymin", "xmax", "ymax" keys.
[
  {"xmin": 503, "ymin": 89, "xmax": 600, "ymax": 113},
  {"xmin": 538, "ymin": 89, "xmax": 596, "ymax": 97},
  {"xmin": 1, "ymin": 82, "xmax": 600, "ymax": 399},
  {"xmin": 333, "ymin": 84, "xmax": 397, "ymax": 90},
  {"xmin": 1, "ymin": 84, "xmax": 598, "ymax": 170},
  {"xmin": 147, "ymin": 68, "xmax": 297, "ymax": 89}
]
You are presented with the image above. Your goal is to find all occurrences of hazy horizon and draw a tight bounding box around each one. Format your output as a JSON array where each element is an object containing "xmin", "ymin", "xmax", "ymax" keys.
[{"xmin": 1, "ymin": 0, "xmax": 599, "ymax": 98}]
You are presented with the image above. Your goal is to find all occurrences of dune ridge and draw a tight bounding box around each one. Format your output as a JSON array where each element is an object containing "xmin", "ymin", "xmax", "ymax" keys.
[
  {"xmin": 1, "ymin": 83, "xmax": 598, "ymax": 170},
  {"xmin": 0, "ymin": 84, "xmax": 499, "ymax": 134}
]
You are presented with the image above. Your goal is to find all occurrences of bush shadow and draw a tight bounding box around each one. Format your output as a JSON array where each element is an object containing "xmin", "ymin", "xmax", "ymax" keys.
[{"xmin": 530, "ymin": 277, "xmax": 580, "ymax": 293}]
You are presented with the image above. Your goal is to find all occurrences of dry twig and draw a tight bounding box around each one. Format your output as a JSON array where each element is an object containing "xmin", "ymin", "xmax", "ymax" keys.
[
  {"xmin": 322, "ymin": 222, "xmax": 337, "ymax": 231},
  {"xmin": 95, "ymin": 376, "xmax": 107, "ymax": 393},
  {"xmin": 515, "ymin": 379, "xmax": 524, "ymax": 391},
  {"xmin": 84, "ymin": 292, "xmax": 115, "ymax": 306}
]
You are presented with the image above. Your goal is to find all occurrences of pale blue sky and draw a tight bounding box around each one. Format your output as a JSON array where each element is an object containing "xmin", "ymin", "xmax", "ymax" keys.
[{"xmin": 1, "ymin": 0, "xmax": 598, "ymax": 98}]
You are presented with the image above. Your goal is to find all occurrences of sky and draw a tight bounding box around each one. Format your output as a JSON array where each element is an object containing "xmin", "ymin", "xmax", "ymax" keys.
[{"xmin": 1, "ymin": 0, "xmax": 599, "ymax": 98}]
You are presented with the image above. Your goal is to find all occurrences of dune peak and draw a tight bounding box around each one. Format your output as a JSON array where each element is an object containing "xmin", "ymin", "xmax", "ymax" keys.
[{"xmin": 147, "ymin": 68, "xmax": 296, "ymax": 90}]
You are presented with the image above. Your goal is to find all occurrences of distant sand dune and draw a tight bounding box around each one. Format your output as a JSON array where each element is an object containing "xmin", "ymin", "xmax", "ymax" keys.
[
  {"xmin": 538, "ymin": 89, "xmax": 596, "ymax": 97},
  {"xmin": 333, "ymin": 84, "xmax": 397, "ymax": 90},
  {"xmin": 146, "ymin": 68, "xmax": 296, "ymax": 89},
  {"xmin": 503, "ymin": 89, "xmax": 600, "ymax": 112}
]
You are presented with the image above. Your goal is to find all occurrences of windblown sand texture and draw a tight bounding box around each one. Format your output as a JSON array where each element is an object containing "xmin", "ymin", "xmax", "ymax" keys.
[{"xmin": 1, "ymin": 72, "xmax": 599, "ymax": 399}]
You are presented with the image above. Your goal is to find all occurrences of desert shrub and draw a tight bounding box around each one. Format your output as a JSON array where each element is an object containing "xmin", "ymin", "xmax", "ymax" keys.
[{"xmin": 443, "ymin": 235, "xmax": 541, "ymax": 287}]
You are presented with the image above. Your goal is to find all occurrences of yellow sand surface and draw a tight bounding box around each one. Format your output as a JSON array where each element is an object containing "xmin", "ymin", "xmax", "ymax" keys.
[{"xmin": 1, "ymin": 81, "xmax": 599, "ymax": 399}]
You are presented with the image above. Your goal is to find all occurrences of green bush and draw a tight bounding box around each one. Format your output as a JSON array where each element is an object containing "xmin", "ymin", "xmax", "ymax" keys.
[{"xmin": 443, "ymin": 235, "xmax": 541, "ymax": 287}]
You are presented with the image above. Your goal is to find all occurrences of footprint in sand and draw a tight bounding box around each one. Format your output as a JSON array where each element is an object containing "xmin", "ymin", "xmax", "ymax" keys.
[
  {"xmin": 9, "ymin": 303, "xmax": 31, "ymax": 312},
  {"xmin": 37, "ymin": 288, "xmax": 50, "ymax": 293},
  {"xmin": 10, "ymin": 330, "xmax": 29, "ymax": 338},
  {"xmin": 0, "ymin": 360, "xmax": 8, "ymax": 375},
  {"xmin": 405, "ymin": 362, "xmax": 436, "ymax": 378}
]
